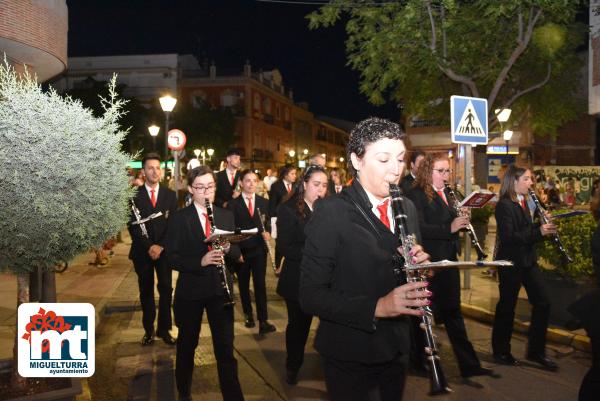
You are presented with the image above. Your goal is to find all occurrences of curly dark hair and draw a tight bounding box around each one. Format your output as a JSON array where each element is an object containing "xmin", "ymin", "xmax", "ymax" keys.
[
  {"xmin": 346, "ymin": 117, "xmax": 406, "ymax": 177},
  {"xmin": 414, "ymin": 152, "xmax": 449, "ymax": 203}
]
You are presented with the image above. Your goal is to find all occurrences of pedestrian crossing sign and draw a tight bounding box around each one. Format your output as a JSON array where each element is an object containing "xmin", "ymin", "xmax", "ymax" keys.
[{"xmin": 451, "ymin": 96, "xmax": 488, "ymax": 144}]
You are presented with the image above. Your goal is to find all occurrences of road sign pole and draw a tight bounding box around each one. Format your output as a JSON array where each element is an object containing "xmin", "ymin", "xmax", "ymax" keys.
[{"xmin": 464, "ymin": 144, "xmax": 472, "ymax": 289}]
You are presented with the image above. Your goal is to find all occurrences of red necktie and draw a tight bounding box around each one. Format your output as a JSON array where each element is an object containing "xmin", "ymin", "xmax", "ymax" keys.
[
  {"xmin": 437, "ymin": 190, "xmax": 448, "ymax": 206},
  {"xmin": 150, "ymin": 189, "xmax": 157, "ymax": 208},
  {"xmin": 377, "ymin": 199, "xmax": 391, "ymax": 230},
  {"xmin": 203, "ymin": 212, "xmax": 212, "ymax": 250},
  {"xmin": 521, "ymin": 198, "xmax": 527, "ymax": 211},
  {"xmin": 230, "ymin": 172, "xmax": 235, "ymax": 186},
  {"xmin": 247, "ymin": 196, "xmax": 254, "ymax": 217},
  {"xmin": 286, "ymin": 183, "xmax": 291, "ymax": 193}
]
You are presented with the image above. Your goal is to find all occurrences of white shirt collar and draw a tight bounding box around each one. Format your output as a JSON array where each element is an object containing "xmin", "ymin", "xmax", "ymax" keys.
[{"xmin": 145, "ymin": 183, "xmax": 159, "ymax": 197}]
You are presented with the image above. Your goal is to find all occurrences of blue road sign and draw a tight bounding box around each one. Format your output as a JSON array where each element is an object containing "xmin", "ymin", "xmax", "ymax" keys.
[{"xmin": 451, "ymin": 96, "xmax": 488, "ymax": 144}]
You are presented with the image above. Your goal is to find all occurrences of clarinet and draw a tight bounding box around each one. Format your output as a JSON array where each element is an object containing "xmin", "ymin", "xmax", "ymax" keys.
[
  {"xmin": 528, "ymin": 189, "xmax": 573, "ymax": 263},
  {"xmin": 204, "ymin": 199, "xmax": 235, "ymax": 306},
  {"xmin": 444, "ymin": 181, "xmax": 488, "ymax": 260},
  {"xmin": 130, "ymin": 199, "xmax": 149, "ymax": 239},
  {"xmin": 256, "ymin": 207, "xmax": 277, "ymax": 273},
  {"xmin": 389, "ymin": 184, "xmax": 452, "ymax": 396}
]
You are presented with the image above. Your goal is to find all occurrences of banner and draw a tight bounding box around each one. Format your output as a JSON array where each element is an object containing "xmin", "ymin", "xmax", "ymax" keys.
[{"xmin": 534, "ymin": 166, "xmax": 600, "ymax": 203}]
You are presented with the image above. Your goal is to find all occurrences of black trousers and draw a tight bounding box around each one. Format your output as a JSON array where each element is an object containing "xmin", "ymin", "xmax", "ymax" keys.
[
  {"xmin": 237, "ymin": 249, "xmax": 268, "ymax": 321},
  {"xmin": 323, "ymin": 353, "xmax": 408, "ymax": 401},
  {"xmin": 492, "ymin": 264, "xmax": 551, "ymax": 355},
  {"xmin": 284, "ymin": 299, "xmax": 313, "ymax": 372},
  {"xmin": 133, "ymin": 256, "xmax": 172, "ymax": 334},
  {"xmin": 173, "ymin": 295, "xmax": 244, "ymax": 401},
  {"xmin": 429, "ymin": 269, "xmax": 480, "ymax": 375}
]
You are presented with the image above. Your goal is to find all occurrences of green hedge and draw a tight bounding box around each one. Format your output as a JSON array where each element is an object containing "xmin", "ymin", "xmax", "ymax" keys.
[{"xmin": 537, "ymin": 210, "xmax": 596, "ymax": 279}]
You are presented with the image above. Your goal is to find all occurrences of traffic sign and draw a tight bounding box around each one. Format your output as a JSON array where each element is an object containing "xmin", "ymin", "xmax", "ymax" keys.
[
  {"xmin": 450, "ymin": 96, "xmax": 488, "ymax": 145},
  {"xmin": 167, "ymin": 129, "xmax": 186, "ymax": 151}
]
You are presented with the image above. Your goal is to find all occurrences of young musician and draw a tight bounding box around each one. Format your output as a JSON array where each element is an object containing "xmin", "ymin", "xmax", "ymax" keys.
[
  {"xmin": 227, "ymin": 169, "xmax": 276, "ymax": 334},
  {"xmin": 492, "ymin": 164, "xmax": 558, "ymax": 371},
  {"xmin": 406, "ymin": 152, "xmax": 495, "ymax": 379},
  {"xmin": 269, "ymin": 164, "xmax": 297, "ymax": 217},
  {"xmin": 328, "ymin": 167, "xmax": 346, "ymax": 195},
  {"xmin": 400, "ymin": 150, "xmax": 425, "ymax": 194},
  {"xmin": 215, "ymin": 149, "xmax": 242, "ymax": 208},
  {"xmin": 166, "ymin": 166, "xmax": 244, "ymax": 401},
  {"xmin": 128, "ymin": 153, "xmax": 178, "ymax": 346},
  {"xmin": 276, "ymin": 164, "xmax": 328, "ymax": 385},
  {"xmin": 300, "ymin": 117, "xmax": 432, "ymax": 401}
]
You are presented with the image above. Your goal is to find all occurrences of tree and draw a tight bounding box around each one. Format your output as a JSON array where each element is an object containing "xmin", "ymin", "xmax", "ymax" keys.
[
  {"xmin": 0, "ymin": 64, "xmax": 132, "ymax": 388},
  {"xmin": 307, "ymin": 0, "xmax": 585, "ymax": 135},
  {"xmin": 171, "ymin": 100, "xmax": 236, "ymax": 164}
]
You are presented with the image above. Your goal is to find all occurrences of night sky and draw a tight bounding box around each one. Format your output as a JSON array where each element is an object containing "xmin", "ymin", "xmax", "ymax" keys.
[{"xmin": 66, "ymin": 0, "xmax": 399, "ymax": 123}]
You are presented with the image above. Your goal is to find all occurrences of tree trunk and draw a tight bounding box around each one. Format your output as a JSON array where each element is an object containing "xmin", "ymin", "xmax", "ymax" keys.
[{"xmin": 12, "ymin": 272, "xmax": 30, "ymax": 388}]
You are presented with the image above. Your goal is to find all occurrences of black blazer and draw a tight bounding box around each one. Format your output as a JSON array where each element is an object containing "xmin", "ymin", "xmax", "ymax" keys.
[
  {"xmin": 300, "ymin": 180, "xmax": 421, "ymax": 364},
  {"xmin": 495, "ymin": 197, "xmax": 543, "ymax": 268},
  {"xmin": 215, "ymin": 169, "xmax": 241, "ymax": 208},
  {"xmin": 276, "ymin": 198, "xmax": 311, "ymax": 301},
  {"xmin": 226, "ymin": 194, "xmax": 270, "ymax": 254},
  {"xmin": 269, "ymin": 180, "xmax": 291, "ymax": 217},
  {"xmin": 406, "ymin": 186, "xmax": 460, "ymax": 262},
  {"xmin": 327, "ymin": 182, "xmax": 346, "ymax": 195},
  {"xmin": 400, "ymin": 173, "xmax": 416, "ymax": 195},
  {"xmin": 165, "ymin": 204, "xmax": 241, "ymax": 301},
  {"xmin": 128, "ymin": 185, "xmax": 178, "ymax": 262}
]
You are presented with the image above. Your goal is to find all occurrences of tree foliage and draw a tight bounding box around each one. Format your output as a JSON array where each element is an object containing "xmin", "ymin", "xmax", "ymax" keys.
[
  {"xmin": 0, "ymin": 63, "xmax": 133, "ymax": 274},
  {"xmin": 308, "ymin": 0, "xmax": 586, "ymax": 136}
]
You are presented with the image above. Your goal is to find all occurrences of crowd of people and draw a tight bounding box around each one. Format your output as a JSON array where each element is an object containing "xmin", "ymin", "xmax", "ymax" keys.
[{"xmin": 126, "ymin": 117, "xmax": 598, "ymax": 401}]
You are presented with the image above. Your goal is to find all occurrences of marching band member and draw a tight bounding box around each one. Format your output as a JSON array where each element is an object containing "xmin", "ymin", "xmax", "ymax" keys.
[
  {"xmin": 300, "ymin": 117, "xmax": 432, "ymax": 401},
  {"xmin": 166, "ymin": 166, "xmax": 244, "ymax": 401},
  {"xmin": 406, "ymin": 152, "xmax": 495, "ymax": 379},
  {"xmin": 227, "ymin": 169, "xmax": 276, "ymax": 334},
  {"xmin": 492, "ymin": 164, "xmax": 558, "ymax": 371},
  {"xmin": 276, "ymin": 164, "xmax": 328, "ymax": 385}
]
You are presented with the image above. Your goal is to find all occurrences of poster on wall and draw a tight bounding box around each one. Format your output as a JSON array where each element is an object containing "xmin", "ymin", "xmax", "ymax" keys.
[{"xmin": 534, "ymin": 166, "xmax": 600, "ymax": 203}]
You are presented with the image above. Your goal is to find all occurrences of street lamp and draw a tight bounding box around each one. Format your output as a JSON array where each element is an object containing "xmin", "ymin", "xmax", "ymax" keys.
[
  {"xmin": 503, "ymin": 130, "xmax": 513, "ymax": 155},
  {"xmin": 194, "ymin": 147, "xmax": 215, "ymax": 165},
  {"xmin": 339, "ymin": 157, "xmax": 344, "ymax": 163},
  {"xmin": 303, "ymin": 148, "xmax": 308, "ymax": 156},
  {"xmin": 289, "ymin": 149, "xmax": 296, "ymax": 158},
  {"xmin": 159, "ymin": 95, "xmax": 177, "ymax": 161},
  {"xmin": 148, "ymin": 125, "xmax": 160, "ymax": 151}
]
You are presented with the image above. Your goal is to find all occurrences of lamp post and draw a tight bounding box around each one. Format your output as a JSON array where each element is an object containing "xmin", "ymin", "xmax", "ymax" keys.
[
  {"xmin": 495, "ymin": 108, "xmax": 512, "ymax": 154},
  {"xmin": 193, "ymin": 147, "xmax": 215, "ymax": 166},
  {"xmin": 148, "ymin": 125, "xmax": 160, "ymax": 152},
  {"xmin": 503, "ymin": 130, "xmax": 514, "ymax": 155},
  {"xmin": 159, "ymin": 95, "xmax": 177, "ymax": 161},
  {"xmin": 289, "ymin": 149, "xmax": 296, "ymax": 165}
]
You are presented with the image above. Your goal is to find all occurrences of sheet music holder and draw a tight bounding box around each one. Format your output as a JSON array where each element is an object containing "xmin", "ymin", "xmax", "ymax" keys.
[
  {"xmin": 552, "ymin": 210, "xmax": 590, "ymax": 219},
  {"xmin": 205, "ymin": 228, "xmax": 258, "ymax": 243},
  {"xmin": 458, "ymin": 190, "xmax": 495, "ymax": 208}
]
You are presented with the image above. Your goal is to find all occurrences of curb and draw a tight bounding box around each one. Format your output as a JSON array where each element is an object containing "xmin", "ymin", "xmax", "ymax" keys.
[{"xmin": 461, "ymin": 303, "xmax": 591, "ymax": 353}]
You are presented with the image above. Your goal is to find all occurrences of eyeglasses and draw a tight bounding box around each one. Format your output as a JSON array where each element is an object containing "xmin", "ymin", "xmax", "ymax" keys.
[
  {"xmin": 433, "ymin": 169, "xmax": 453, "ymax": 175},
  {"xmin": 191, "ymin": 184, "xmax": 216, "ymax": 193}
]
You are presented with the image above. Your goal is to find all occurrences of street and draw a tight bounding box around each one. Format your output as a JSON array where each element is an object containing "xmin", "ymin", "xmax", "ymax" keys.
[{"xmin": 87, "ymin": 260, "xmax": 591, "ymax": 401}]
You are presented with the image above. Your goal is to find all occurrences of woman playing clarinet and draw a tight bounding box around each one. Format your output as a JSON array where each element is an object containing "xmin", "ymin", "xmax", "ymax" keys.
[
  {"xmin": 492, "ymin": 164, "xmax": 558, "ymax": 371},
  {"xmin": 300, "ymin": 117, "xmax": 432, "ymax": 401},
  {"xmin": 406, "ymin": 152, "xmax": 496, "ymax": 380}
]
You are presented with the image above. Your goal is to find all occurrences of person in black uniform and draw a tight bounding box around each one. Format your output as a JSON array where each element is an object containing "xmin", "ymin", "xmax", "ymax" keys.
[
  {"xmin": 227, "ymin": 169, "xmax": 276, "ymax": 335},
  {"xmin": 128, "ymin": 153, "xmax": 178, "ymax": 346},
  {"xmin": 300, "ymin": 117, "xmax": 432, "ymax": 401},
  {"xmin": 492, "ymin": 164, "xmax": 558, "ymax": 370},
  {"xmin": 569, "ymin": 193, "xmax": 600, "ymax": 401},
  {"xmin": 276, "ymin": 164, "xmax": 329, "ymax": 385},
  {"xmin": 166, "ymin": 165, "xmax": 245, "ymax": 401},
  {"xmin": 215, "ymin": 149, "xmax": 241, "ymax": 208},
  {"xmin": 400, "ymin": 150, "xmax": 425, "ymax": 194},
  {"xmin": 269, "ymin": 164, "xmax": 297, "ymax": 217},
  {"xmin": 327, "ymin": 167, "xmax": 346, "ymax": 195},
  {"xmin": 406, "ymin": 152, "xmax": 495, "ymax": 380}
]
